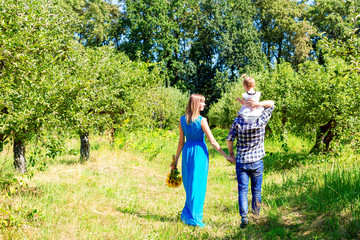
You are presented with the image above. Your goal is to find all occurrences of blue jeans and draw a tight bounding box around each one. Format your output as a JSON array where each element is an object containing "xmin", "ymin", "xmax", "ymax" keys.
[{"xmin": 236, "ymin": 160, "xmax": 263, "ymax": 220}]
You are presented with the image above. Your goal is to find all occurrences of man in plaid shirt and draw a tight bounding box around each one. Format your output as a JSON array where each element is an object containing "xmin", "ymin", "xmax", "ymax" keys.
[{"xmin": 227, "ymin": 99, "xmax": 275, "ymax": 228}]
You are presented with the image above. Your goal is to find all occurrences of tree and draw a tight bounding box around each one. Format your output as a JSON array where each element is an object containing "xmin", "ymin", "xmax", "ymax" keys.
[
  {"xmin": 290, "ymin": 57, "xmax": 360, "ymax": 152},
  {"xmin": 119, "ymin": 0, "xmax": 169, "ymax": 62},
  {"xmin": 302, "ymin": 1, "xmax": 360, "ymax": 152},
  {"xmin": 56, "ymin": 0, "xmax": 121, "ymax": 47},
  {"xmin": 61, "ymin": 44, "xmax": 165, "ymax": 159},
  {"xmin": 315, "ymin": 1, "xmax": 360, "ymax": 72},
  {"xmin": 210, "ymin": 0, "xmax": 360, "ymax": 153},
  {"xmin": 305, "ymin": 0, "xmax": 356, "ymax": 64},
  {"xmin": 118, "ymin": 0, "xmax": 191, "ymax": 89},
  {"xmin": 253, "ymin": 0, "xmax": 312, "ymax": 66},
  {"xmin": 216, "ymin": 0, "xmax": 265, "ymax": 76},
  {"xmin": 258, "ymin": 63, "xmax": 298, "ymax": 140},
  {"xmin": 118, "ymin": 0, "xmax": 264, "ymax": 108},
  {"xmin": 183, "ymin": 0, "xmax": 264, "ymax": 107},
  {"xmin": 0, "ymin": 0, "xmax": 76, "ymax": 173}
]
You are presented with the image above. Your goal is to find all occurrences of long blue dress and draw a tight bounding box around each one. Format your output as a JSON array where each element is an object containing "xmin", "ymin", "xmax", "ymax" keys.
[{"xmin": 180, "ymin": 115, "xmax": 209, "ymax": 227}]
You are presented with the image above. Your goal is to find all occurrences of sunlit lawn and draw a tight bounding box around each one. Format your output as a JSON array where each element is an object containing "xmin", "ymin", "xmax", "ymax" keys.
[{"xmin": 0, "ymin": 132, "xmax": 359, "ymax": 239}]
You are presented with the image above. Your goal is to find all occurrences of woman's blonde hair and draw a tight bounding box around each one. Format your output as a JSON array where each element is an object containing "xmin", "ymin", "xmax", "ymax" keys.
[
  {"xmin": 185, "ymin": 94, "xmax": 205, "ymax": 124},
  {"xmin": 241, "ymin": 73, "xmax": 255, "ymax": 88}
]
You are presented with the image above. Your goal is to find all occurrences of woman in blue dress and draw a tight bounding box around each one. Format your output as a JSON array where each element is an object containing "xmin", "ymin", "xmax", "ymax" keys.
[{"xmin": 172, "ymin": 94, "xmax": 236, "ymax": 227}]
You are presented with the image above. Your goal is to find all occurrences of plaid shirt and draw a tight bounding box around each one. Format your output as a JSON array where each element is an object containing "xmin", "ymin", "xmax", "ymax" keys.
[{"xmin": 227, "ymin": 106, "xmax": 274, "ymax": 163}]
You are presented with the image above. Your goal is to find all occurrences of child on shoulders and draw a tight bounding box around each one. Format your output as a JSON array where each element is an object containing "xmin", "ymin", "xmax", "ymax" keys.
[{"xmin": 236, "ymin": 74, "xmax": 264, "ymax": 124}]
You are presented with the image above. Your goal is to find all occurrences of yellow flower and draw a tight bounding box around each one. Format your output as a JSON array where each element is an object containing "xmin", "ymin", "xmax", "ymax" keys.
[{"xmin": 166, "ymin": 168, "xmax": 182, "ymax": 188}]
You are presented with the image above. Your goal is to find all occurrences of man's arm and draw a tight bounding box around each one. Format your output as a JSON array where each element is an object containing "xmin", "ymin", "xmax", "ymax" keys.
[
  {"xmin": 227, "ymin": 140, "xmax": 234, "ymax": 159},
  {"xmin": 227, "ymin": 118, "xmax": 239, "ymax": 142},
  {"xmin": 227, "ymin": 118, "xmax": 239, "ymax": 161},
  {"xmin": 245, "ymin": 99, "xmax": 275, "ymax": 127},
  {"xmin": 257, "ymin": 100, "xmax": 274, "ymax": 108},
  {"xmin": 246, "ymin": 99, "xmax": 274, "ymax": 108},
  {"xmin": 258, "ymin": 104, "xmax": 274, "ymax": 127}
]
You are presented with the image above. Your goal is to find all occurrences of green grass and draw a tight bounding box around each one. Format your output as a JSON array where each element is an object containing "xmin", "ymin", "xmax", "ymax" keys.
[{"xmin": 0, "ymin": 130, "xmax": 359, "ymax": 239}]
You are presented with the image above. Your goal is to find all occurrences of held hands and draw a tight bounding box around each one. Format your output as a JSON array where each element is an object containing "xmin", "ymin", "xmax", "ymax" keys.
[{"xmin": 226, "ymin": 155, "xmax": 236, "ymax": 164}]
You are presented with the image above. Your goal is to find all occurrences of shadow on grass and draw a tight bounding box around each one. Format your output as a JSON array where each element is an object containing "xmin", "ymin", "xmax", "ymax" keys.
[
  {"xmin": 264, "ymin": 162, "xmax": 360, "ymax": 238},
  {"xmin": 116, "ymin": 207, "xmax": 179, "ymax": 223},
  {"xmin": 209, "ymin": 214, "xmax": 301, "ymax": 240},
  {"xmin": 209, "ymin": 202, "xmax": 304, "ymax": 239},
  {"xmin": 56, "ymin": 156, "xmax": 81, "ymax": 165},
  {"xmin": 209, "ymin": 146, "xmax": 312, "ymax": 173},
  {"xmin": 268, "ymin": 162, "xmax": 360, "ymax": 209},
  {"xmin": 219, "ymin": 212, "xmax": 360, "ymax": 240},
  {"xmin": 263, "ymin": 151, "xmax": 310, "ymax": 173}
]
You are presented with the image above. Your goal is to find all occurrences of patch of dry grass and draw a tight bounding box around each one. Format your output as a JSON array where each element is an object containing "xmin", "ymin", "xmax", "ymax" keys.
[
  {"xmin": 0, "ymin": 145, "xmax": 240, "ymax": 239},
  {"xmin": 1, "ymin": 133, "xmax": 359, "ymax": 239}
]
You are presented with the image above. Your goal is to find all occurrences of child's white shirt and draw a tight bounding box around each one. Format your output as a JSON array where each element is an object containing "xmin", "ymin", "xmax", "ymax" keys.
[{"xmin": 238, "ymin": 91, "xmax": 264, "ymax": 124}]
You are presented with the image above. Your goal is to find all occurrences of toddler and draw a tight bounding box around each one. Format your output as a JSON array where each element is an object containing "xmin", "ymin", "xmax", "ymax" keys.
[{"xmin": 236, "ymin": 74, "xmax": 264, "ymax": 124}]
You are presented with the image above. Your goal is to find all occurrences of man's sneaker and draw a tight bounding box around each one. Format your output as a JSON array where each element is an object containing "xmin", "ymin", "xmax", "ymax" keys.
[{"xmin": 240, "ymin": 218, "xmax": 249, "ymax": 228}]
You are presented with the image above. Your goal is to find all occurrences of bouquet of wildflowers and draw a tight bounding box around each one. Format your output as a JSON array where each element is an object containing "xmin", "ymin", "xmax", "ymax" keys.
[{"xmin": 166, "ymin": 155, "xmax": 182, "ymax": 188}]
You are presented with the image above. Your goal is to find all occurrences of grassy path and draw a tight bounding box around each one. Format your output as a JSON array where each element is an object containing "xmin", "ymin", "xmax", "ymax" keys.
[
  {"xmin": 33, "ymin": 151, "xmax": 245, "ymax": 239},
  {"xmin": 1, "ymin": 134, "xmax": 359, "ymax": 239}
]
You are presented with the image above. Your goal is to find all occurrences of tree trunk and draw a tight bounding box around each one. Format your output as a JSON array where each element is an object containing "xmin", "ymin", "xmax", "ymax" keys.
[
  {"xmin": 110, "ymin": 127, "xmax": 115, "ymax": 149},
  {"xmin": 80, "ymin": 132, "xmax": 90, "ymax": 161},
  {"xmin": 14, "ymin": 137, "xmax": 26, "ymax": 173},
  {"xmin": 109, "ymin": 116, "xmax": 116, "ymax": 149},
  {"xmin": 0, "ymin": 134, "xmax": 6, "ymax": 152},
  {"xmin": 311, "ymin": 119, "xmax": 336, "ymax": 153},
  {"xmin": 277, "ymin": 41, "xmax": 282, "ymax": 63},
  {"xmin": 0, "ymin": 107, "xmax": 8, "ymax": 152}
]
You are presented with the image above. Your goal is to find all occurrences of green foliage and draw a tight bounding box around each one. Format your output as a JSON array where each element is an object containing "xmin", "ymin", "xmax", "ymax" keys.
[
  {"xmin": 307, "ymin": 0, "xmax": 354, "ymax": 41},
  {"xmin": 217, "ymin": 0, "xmax": 265, "ymax": 73},
  {"xmin": 0, "ymin": 0, "xmax": 185, "ymax": 169},
  {"xmin": 119, "ymin": 0, "xmax": 176, "ymax": 62},
  {"xmin": 115, "ymin": 128, "xmax": 177, "ymax": 161},
  {"xmin": 209, "ymin": 56, "xmax": 360, "ymax": 151},
  {"xmin": 0, "ymin": 0, "xmax": 76, "ymax": 142},
  {"xmin": 254, "ymin": 0, "xmax": 312, "ymax": 65},
  {"xmin": 142, "ymin": 87, "xmax": 189, "ymax": 130},
  {"xmin": 0, "ymin": 176, "xmax": 41, "ymax": 230},
  {"xmin": 56, "ymin": 0, "xmax": 121, "ymax": 47},
  {"xmin": 185, "ymin": 0, "xmax": 264, "ymax": 107},
  {"xmin": 207, "ymin": 82, "xmax": 241, "ymax": 128},
  {"xmin": 306, "ymin": 0, "xmax": 360, "ymax": 65},
  {"xmin": 119, "ymin": 0, "xmax": 264, "ymax": 107},
  {"xmin": 258, "ymin": 63, "xmax": 298, "ymax": 136},
  {"xmin": 316, "ymin": 2, "xmax": 360, "ymax": 69},
  {"xmin": 64, "ymin": 45, "xmax": 164, "ymax": 134},
  {"xmin": 290, "ymin": 57, "xmax": 360, "ymax": 139}
]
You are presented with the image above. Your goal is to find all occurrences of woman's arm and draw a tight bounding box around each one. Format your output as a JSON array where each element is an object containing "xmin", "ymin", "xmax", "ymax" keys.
[
  {"xmin": 172, "ymin": 121, "xmax": 185, "ymax": 169},
  {"xmin": 201, "ymin": 118, "xmax": 236, "ymax": 164}
]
